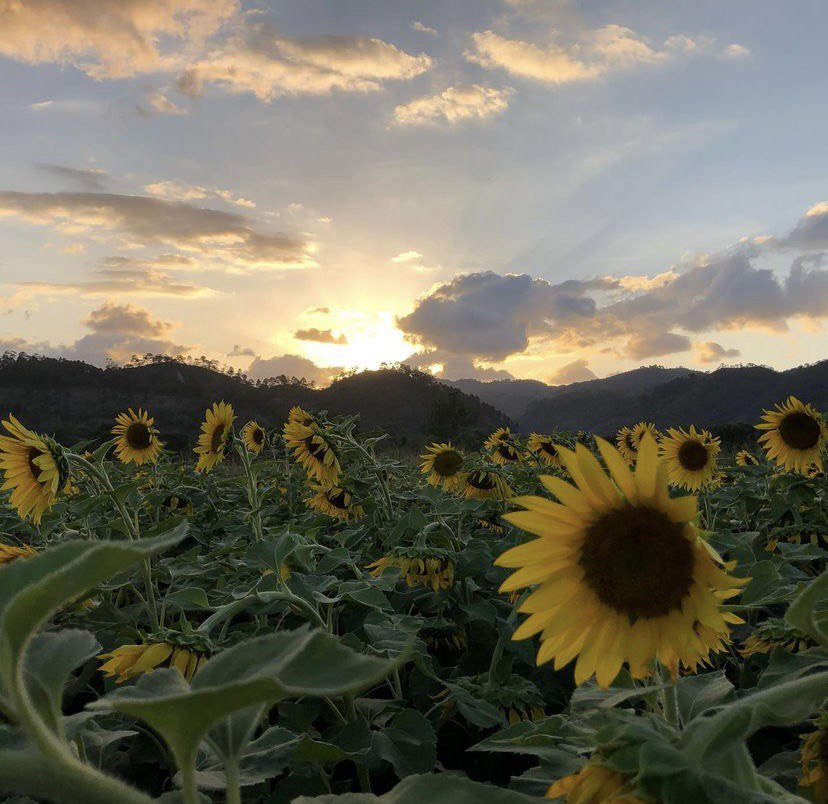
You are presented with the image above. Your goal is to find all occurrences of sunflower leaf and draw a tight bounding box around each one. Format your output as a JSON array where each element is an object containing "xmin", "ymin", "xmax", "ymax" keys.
[{"xmin": 785, "ymin": 571, "xmax": 828, "ymax": 646}]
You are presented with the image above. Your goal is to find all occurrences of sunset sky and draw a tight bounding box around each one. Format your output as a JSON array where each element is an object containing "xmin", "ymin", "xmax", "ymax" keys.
[{"xmin": 1, "ymin": 0, "xmax": 827, "ymax": 385}]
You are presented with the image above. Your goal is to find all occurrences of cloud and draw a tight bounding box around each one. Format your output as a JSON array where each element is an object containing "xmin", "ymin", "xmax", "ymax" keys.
[
  {"xmin": 143, "ymin": 90, "xmax": 189, "ymax": 116},
  {"xmin": 294, "ymin": 328, "xmax": 347, "ymax": 345},
  {"xmin": 723, "ymin": 43, "xmax": 751, "ymax": 59},
  {"xmin": 185, "ymin": 24, "xmax": 432, "ymax": 101},
  {"xmin": 246, "ymin": 353, "xmax": 341, "ymax": 386},
  {"xmin": 625, "ymin": 330, "xmax": 692, "ymax": 359},
  {"xmin": 29, "ymin": 100, "xmax": 53, "ymax": 110},
  {"xmin": 228, "ymin": 344, "xmax": 255, "ymax": 357},
  {"xmin": 696, "ymin": 341, "xmax": 740, "ymax": 364},
  {"xmin": 412, "ymin": 21, "xmax": 438, "ymax": 36},
  {"xmin": 0, "ymin": 0, "xmax": 237, "ymax": 79},
  {"xmin": 393, "ymin": 84, "xmax": 511, "ymax": 126},
  {"xmin": 391, "ymin": 251, "xmax": 423, "ymax": 263},
  {"xmin": 36, "ymin": 163, "xmax": 109, "ymax": 191},
  {"xmin": 781, "ymin": 201, "xmax": 828, "ymax": 250},
  {"xmin": 404, "ymin": 350, "xmax": 514, "ymax": 381},
  {"xmin": 0, "ymin": 191, "xmax": 315, "ymax": 272},
  {"xmin": 549, "ymin": 358, "xmax": 596, "ymax": 385},
  {"xmin": 144, "ymin": 181, "xmax": 255, "ymax": 208},
  {"xmin": 465, "ymin": 25, "xmax": 729, "ymax": 84},
  {"xmin": 307, "ymin": 306, "xmax": 330, "ymax": 315}
]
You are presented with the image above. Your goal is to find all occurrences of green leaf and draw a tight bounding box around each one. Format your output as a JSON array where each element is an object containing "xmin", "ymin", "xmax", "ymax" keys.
[
  {"xmin": 676, "ymin": 671, "xmax": 735, "ymax": 724},
  {"xmin": 786, "ymin": 572, "xmax": 828, "ymax": 646},
  {"xmin": 373, "ymin": 710, "xmax": 436, "ymax": 777}
]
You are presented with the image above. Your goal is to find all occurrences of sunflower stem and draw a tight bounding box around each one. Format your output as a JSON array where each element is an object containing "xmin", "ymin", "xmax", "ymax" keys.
[
  {"xmin": 223, "ymin": 756, "xmax": 242, "ymax": 804},
  {"xmin": 658, "ymin": 663, "xmax": 681, "ymax": 728},
  {"xmin": 343, "ymin": 693, "xmax": 372, "ymax": 793}
]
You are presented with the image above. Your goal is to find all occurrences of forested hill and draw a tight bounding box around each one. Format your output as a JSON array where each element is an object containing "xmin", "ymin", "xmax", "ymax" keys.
[
  {"xmin": 518, "ymin": 361, "xmax": 828, "ymax": 435},
  {"xmin": 0, "ymin": 355, "xmax": 509, "ymax": 451}
]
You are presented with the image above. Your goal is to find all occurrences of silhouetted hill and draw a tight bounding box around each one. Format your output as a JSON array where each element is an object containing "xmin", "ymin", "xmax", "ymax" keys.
[
  {"xmin": 0, "ymin": 355, "xmax": 510, "ymax": 451},
  {"xmin": 445, "ymin": 366, "xmax": 701, "ymax": 420},
  {"xmin": 519, "ymin": 361, "xmax": 828, "ymax": 435}
]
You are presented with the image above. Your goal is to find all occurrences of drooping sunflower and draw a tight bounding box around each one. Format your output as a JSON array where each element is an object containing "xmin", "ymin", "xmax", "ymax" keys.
[
  {"xmin": 111, "ymin": 408, "xmax": 162, "ymax": 465},
  {"xmin": 241, "ymin": 420, "xmax": 266, "ymax": 454},
  {"xmin": 306, "ymin": 484, "xmax": 364, "ymax": 521},
  {"xmin": 285, "ymin": 424, "xmax": 340, "ymax": 485},
  {"xmin": 659, "ymin": 426, "xmax": 721, "ymax": 491},
  {"xmin": 0, "ymin": 541, "xmax": 37, "ymax": 565},
  {"xmin": 800, "ymin": 715, "xmax": 828, "ymax": 803},
  {"xmin": 367, "ymin": 550, "xmax": 455, "ymax": 591},
  {"xmin": 546, "ymin": 762, "xmax": 647, "ymax": 803},
  {"xmin": 283, "ymin": 406, "xmax": 316, "ymax": 443},
  {"xmin": 526, "ymin": 433, "xmax": 563, "ymax": 468},
  {"xmin": 741, "ymin": 619, "xmax": 813, "ymax": 657},
  {"xmin": 496, "ymin": 435, "xmax": 747, "ymax": 687},
  {"xmin": 0, "ymin": 415, "xmax": 65, "ymax": 523},
  {"xmin": 194, "ymin": 402, "xmax": 235, "ymax": 473},
  {"xmin": 756, "ymin": 396, "xmax": 827, "ymax": 474},
  {"xmin": 485, "ymin": 427, "xmax": 522, "ymax": 466},
  {"xmin": 735, "ymin": 449, "xmax": 760, "ymax": 467},
  {"xmin": 98, "ymin": 641, "xmax": 208, "ymax": 683},
  {"xmin": 420, "ymin": 442, "xmax": 464, "ymax": 490},
  {"xmin": 615, "ymin": 426, "xmax": 638, "ymax": 464},
  {"xmin": 461, "ymin": 470, "xmax": 513, "ymax": 500}
]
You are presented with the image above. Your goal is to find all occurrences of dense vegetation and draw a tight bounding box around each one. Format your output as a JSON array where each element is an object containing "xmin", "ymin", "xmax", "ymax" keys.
[{"xmin": 0, "ymin": 398, "xmax": 826, "ymax": 803}]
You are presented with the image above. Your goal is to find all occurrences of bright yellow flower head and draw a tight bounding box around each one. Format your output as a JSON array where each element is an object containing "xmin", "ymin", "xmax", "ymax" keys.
[
  {"xmin": 98, "ymin": 641, "xmax": 207, "ymax": 683},
  {"xmin": 0, "ymin": 415, "xmax": 64, "ymax": 523},
  {"xmin": 527, "ymin": 434, "xmax": 563, "ymax": 468},
  {"xmin": 241, "ymin": 420, "xmax": 266, "ymax": 454},
  {"xmin": 485, "ymin": 427, "xmax": 522, "ymax": 466},
  {"xmin": 546, "ymin": 762, "xmax": 647, "ymax": 803},
  {"xmin": 306, "ymin": 483, "xmax": 364, "ymax": 521},
  {"xmin": 615, "ymin": 426, "xmax": 637, "ymax": 464},
  {"xmin": 756, "ymin": 396, "xmax": 827, "ymax": 474},
  {"xmin": 367, "ymin": 553, "xmax": 455, "ymax": 592},
  {"xmin": 496, "ymin": 434, "xmax": 747, "ymax": 687},
  {"xmin": 112, "ymin": 408, "xmax": 162, "ymax": 465},
  {"xmin": 285, "ymin": 424, "xmax": 340, "ymax": 485},
  {"xmin": 420, "ymin": 442, "xmax": 464, "ymax": 490},
  {"xmin": 461, "ymin": 470, "xmax": 513, "ymax": 500},
  {"xmin": 194, "ymin": 402, "xmax": 235, "ymax": 473},
  {"xmin": 659, "ymin": 426, "xmax": 721, "ymax": 491}
]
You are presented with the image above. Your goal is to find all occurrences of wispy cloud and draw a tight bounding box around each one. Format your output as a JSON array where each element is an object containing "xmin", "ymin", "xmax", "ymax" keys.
[{"xmin": 393, "ymin": 84, "xmax": 511, "ymax": 126}]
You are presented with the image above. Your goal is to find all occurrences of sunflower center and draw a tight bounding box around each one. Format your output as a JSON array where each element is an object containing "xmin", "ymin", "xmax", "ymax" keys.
[
  {"xmin": 497, "ymin": 444, "xmax": 518, "ymax": 461},
  {"xmin": 126, "ymin": 422, "xmax": 152, "ymax": 450},
  {"xmin": 328, "ymin": 488, "xmax": 348, "ymax": 508},
  {"xmin": 624, "ymin": 434, "xmax": 636, "ymax": 451},
  {"xmin": 779, "ymin": 412, "xmax": 821, "ymax": 450},
  {"xmin": 541, "ymin": 442, "xmax": 557, "ymax": 457},
  {"xmin": 27, "ymin": 447, "xmax": 44, "ymax": 481},
  {"xmin": 252, "ymin": 428, "xmax": 264, "ymax": 445},
  {"xmin": 579, "ymin": 504, "xmax": 694, "ymax": 621},
  {"xmin": 303, "ymin": 436, "xmax": 327, "ymax": 461},
  {"xmin": 210, "ymin": 424, "xmax": 225, "ymax": 452},
  {"xmin": 433, "ymin": 449, "xmax": 462, "ymax": 476},
  {"xmin": 678, "ymin": 440, "xmax": 708, "ymax": 471},
  {"xmin": 468, "ymin": 471, "xmax": 495, "ymax": 490}
]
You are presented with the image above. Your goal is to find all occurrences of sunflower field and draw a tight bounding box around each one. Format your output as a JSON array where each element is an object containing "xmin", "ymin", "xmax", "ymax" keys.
[{"xmin": 0, "ymin": 398, "xmax": 826, "ymax": 804}]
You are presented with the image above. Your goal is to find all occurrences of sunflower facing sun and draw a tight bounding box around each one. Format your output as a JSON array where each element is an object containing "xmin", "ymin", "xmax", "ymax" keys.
[
  {"xmin": 659, "ymin": 426, "xmax": 721, "ymax": 491},
  {"xmin": 194, "ymin": 401, "xmax": 235, "ymax": 473},
  {"xmin": 485, "ymin": 427, "xmax": 522, "ymax": 466},
  {"xmin": 241, "ymin": 420, "xmax": 266, "ymax": 454},
  {"xmin": 112, "ymin": 408, "xmax": 162, "ymax": 465},
  {"xmin": 756, "ymin": 396, "xmax": 827, "ymax": 474},
  {"xmin": 526, "ymin": 433, "xmax": 562, "ymax": 468},
  {"xmin": 0, "ymin": 415, "xmax": 65, "ymax": 523},
  {"xmin": 496, "ymin": 434, "xmax": 747, "ymax": 687},
  {"xmin": 420, "ymin": 442, "xmax": 464, "ymax": 490}
]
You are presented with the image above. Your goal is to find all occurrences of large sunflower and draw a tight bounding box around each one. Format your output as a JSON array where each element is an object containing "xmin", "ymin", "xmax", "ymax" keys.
[
  {"xmin": 420, "ymin": 442, "xmax": 464, "ymax": 490},
  {"xmin": 241, "ymin": 420, "xmax": 266, "ymax": 454},
  {"xmin": 112, "ymin": 408, "xmax": 162, "ymax": 465},
  {"xmin": 496, "ymin": 435, "xmax": 747, "ymax": 687},
  {"xmin": 485, "ymin": 427, "xmax": 522, "ymax": 466},
  {"xmin": 546, "ymin": 762, "xmax": 646, "ymax": 803},
  {"xmin": 286, "ymin": 424, "xmax": 340, "ymax": 485},
  {"xmin": 659, "ymin": 426, "xmax": 721, "ymax": 491},
  {"xmin": 194, "ymin": 402, "xmax": 235, "ymax": 473},
  {"xmin": 734, "ymin": 449, "xmax": 759, "ymax": 467},
  {"xmin": 461, "ymin": 469, "xmax": 513, "ymax": 500},
  {"xmin": 306, "ymin": 484, "xmax": 364, "ymax": 521},
  {"xmin": 0, "ymin": 415, "xmax": 65, "ymax": 523},
  {"xmin": 527, "ymin": 433, "xmax": 563, "ymax": 468},
  {"xmin": 756, "ymin": 396, "xmax": 826, "ymax": 473}
]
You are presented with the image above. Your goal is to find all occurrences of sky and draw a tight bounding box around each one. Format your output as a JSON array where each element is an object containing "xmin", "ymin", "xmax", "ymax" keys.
[{"xmin": 1, "ymin": 0, "xmax": 827, "ymax": 386}]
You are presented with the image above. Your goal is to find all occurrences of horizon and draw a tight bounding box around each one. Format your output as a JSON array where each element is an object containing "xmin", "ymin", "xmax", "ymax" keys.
[{"xmin": 2, "ymin": 1, "xmax": 828, "ymax": 384}]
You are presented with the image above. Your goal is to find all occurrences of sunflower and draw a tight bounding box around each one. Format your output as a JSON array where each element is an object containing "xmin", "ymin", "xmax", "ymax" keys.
[
  {"xmin": 659, "ymin": 426, "xmax": 721, "ymax": 491},
  {"xmin": 496, "ymin": 435, "xmax": 747, "ymax": 687},
  {"xmin": 285, "ymin": 424, "xmax": 340, "ymax": 485},
  {"xmin": 631, "ymin": 421, "xmax": 661, "ymax": 448},
  {"xmin": 112, "ymin": 408, "xmax": 162, "ymax": 465},
  {"xmin": 0, "ymin": 415, "xmax": 65, "ymax": 523},
  {"xmin": 194, "ymin": 402, "xmax": 235, "ymax": 473},
  {"xmin": 367, "ymin": 550, "xmax": 455, "ymax": 591},
  {"xmin": 756, "ymin": 396, "xmax": 827, "ymax": 474},
  {"xmin": 800, "ymin": 715, "xmax": 828, "ymax": 803},
  {"xmin": 0, "ymin": 541, "xmax": 37, "ymax": 565},
  {"xmin": 98, "ymin": 641, "xmax": 208, "ymax": 683},
  {"xmin": 546, "ymin": 762, "xmax": 646, "ymax": 803},
  {"xmin": 615, "ymin": 426, "xmax": 638, "ymax": 464},
  {"xmin": 806, "ymin": 463, "xmax": 825, "ymax": 479},
  {"xmin": 527, "ymin": 433, "xmax": 563, "ymax": 468},
  {"xmin": 283, "ymin": 406, "xmax": 317, "ymax": 443},
  {"xmin": 306, "ymin": 483, "xmax": 364, "ymax": 521},
  {"xmin": 735, "ymin": 449, "xmax": 760, "ymax": 467},
  {"xmin": 241, "ymin": 420, "xmax": 266, "ymax": 454},
  {"xmin": 741, "ymin": 619, "xmax": 812, "ymax": 657},
  {"xmin": 461, "ymin": 470, "xmax": 513, "ymax": 500},
  {"xmin": 420, "ymin": 442, "xmax": 464, "ymax": 490},
  {"xmin": 485, "ymin": 427, "xmax": 522, "ymax": 466},
  {"xmin": 162, "ymin": 494, "xmax": 194, "ymax": 516}
]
